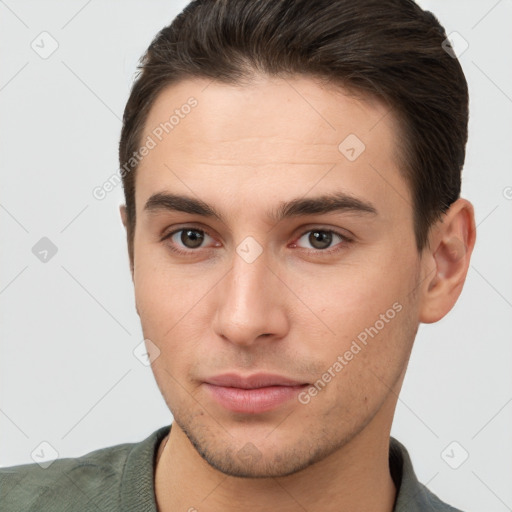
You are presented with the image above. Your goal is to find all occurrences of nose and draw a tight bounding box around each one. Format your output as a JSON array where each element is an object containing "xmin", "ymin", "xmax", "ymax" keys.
[{"xmin": 211, "ymin": 246, "xmax": 289, "ymax": 347}]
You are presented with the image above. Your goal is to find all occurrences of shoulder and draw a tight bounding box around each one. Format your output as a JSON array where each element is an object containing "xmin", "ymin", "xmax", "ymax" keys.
[
  {"xmin": 0, "ymin": 442, "xmax": 130, "ymax": 511},
  {"xmin": 0, "ymin": 428, "xmax": 166, "ymax": 512},
  {"xmin": 390, "ymin": 437, "xmax": 466, "ymax": 512}
]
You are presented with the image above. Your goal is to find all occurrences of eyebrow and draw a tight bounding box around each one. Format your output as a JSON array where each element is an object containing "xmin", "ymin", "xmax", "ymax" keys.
[{"xmin": 143, "ymin": 191, "xmax": 378, "ymax": 223}]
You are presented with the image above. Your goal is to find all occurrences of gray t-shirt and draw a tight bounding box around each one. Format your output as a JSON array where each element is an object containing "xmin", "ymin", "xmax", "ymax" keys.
[{"xmin": 0, "ymin": 425, "xmax": 464, "ymax": 511}]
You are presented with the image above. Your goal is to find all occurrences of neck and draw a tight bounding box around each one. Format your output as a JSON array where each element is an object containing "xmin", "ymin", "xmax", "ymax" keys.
[{"xmin": 154, "ymin": 406, "xmax": 397, "ymax": 512}]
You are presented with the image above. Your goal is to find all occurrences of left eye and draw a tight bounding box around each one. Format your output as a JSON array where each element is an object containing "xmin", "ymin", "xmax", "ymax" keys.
[{"xmin": 295, "ymin": 229, "xmax": 347, "ymax": 251}]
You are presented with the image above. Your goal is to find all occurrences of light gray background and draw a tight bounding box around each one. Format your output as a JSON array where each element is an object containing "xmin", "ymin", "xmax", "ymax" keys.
[{"xmin": 1, "ymin": 1, "xmax": 511, "ymax": 511}]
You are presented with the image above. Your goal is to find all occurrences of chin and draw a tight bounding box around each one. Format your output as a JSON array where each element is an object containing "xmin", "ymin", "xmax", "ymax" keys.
[{"xmin": 178, "ymin": 415, "xmax": 357, "ymax": 479}]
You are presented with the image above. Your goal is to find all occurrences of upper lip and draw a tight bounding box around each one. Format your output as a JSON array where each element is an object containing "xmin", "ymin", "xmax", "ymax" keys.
[{"xmin": 204, "ymin": 373, "xmax": 308, "ymax": 389}]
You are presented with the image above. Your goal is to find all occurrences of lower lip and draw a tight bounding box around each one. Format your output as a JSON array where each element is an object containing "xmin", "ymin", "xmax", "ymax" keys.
[{"xmin": 203, "ymin": 383, "xmax": 308, "ymax": 414}]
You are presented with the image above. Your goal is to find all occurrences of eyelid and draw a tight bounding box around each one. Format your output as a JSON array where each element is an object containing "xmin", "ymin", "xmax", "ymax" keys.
[
  {"xmin": 160, "ymin": 223, "xmax": 216, "ymax": 241},
  {"xmin": 291, "ymin": 227, "xmax": 353, "ymax": 255},
  {"xmin": 161, "ymin": 225, "xmax": 218, "ymax": 250},
  {"xmin": 162, "ymin": 223, "xmax": 353, "ymax": 241},
  {"xmin": 294, "ymin": 225, "xmax": 354, "ymax": 243},
  {"xmin": 162, "ymin": 224, "xmax": 354, "ymax": 254}
]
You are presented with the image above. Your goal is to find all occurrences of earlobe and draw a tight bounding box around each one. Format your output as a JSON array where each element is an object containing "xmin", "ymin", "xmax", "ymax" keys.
[{"xmin": 419, "ymin": 199, "xmax": 476, "ymax": 324}]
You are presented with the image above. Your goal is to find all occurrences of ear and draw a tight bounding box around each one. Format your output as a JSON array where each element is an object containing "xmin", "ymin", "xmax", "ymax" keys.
[
  {"xmin": 418, "ymin": 198, "xmax": 476, "ymax": 324},
  {"xmin": 120, "ymin": 204, "xmax": 128, "ymax": 228},
  {"xmin": 119, "ymin": 204, "xmax": 134, "ymax": 281}
]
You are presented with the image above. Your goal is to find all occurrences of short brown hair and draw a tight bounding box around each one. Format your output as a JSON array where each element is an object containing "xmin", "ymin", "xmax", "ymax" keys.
[{"xmin": 119, "ymin": 0, "xmax": 469, "ymax": 265}]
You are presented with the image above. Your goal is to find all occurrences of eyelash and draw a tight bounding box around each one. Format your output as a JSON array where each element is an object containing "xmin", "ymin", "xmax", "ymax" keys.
[{"xmin": 161, "ymin": 226, "xmax": 353, "ymax": 257}]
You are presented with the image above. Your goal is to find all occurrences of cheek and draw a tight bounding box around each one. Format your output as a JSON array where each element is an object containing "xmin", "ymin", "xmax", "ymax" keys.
[
  {"xmin": 289, "ymin": 248, "xmax": 419, "ymax": 409},
  {"xmin": 132, "ymin": 249, "xmax": 214, "ymax": 372},
  {"xmin": 293, "ymin": 253, "xmax": 415, "ymax": 342},
  {"xmin": 133, "ymin": 241, "xmax": 193, "ymax": 327},
  {"xmin": 134, "ymin": 271, "xmax": 196, "ymax": 349},
  {"xmin": 134, "ymin": 265, "xmax": 201, "ymax": 407},
  {"xmin": 304, "ymin": 298, "xmax": 417, "ymax": 435}
]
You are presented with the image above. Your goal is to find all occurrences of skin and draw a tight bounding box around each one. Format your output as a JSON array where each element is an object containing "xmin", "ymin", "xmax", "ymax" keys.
[{"xmin": 120, "ymin": 75, "xmax": 476, "ymax": 512}]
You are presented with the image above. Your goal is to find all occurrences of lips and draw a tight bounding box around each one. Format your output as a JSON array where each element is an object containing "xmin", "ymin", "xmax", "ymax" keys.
[{"xmin": 203, "ymin": 373, "xmax": 309, "ymax": 414}]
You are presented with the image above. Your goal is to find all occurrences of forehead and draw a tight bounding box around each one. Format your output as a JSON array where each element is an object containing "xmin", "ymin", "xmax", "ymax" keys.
[{"xmin": 134, "ymin": 75, "xmax": 410, "ymax": 221}]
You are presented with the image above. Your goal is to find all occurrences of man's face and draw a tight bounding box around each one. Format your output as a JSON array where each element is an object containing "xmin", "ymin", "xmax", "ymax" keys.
[{"xmin": 129, "ymin": 75, "xmax": 426, "ymax": 477}]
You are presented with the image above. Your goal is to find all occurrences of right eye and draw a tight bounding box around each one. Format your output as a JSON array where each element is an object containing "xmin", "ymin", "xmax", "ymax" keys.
[{"xmin": 162, "ymin": 227, "xmax": 220, "ymax": 255}]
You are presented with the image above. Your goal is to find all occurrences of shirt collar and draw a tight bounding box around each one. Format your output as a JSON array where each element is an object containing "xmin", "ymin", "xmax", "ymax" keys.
[
  {"xmin": 119, "ymin": 426, "xmax": 455, "ymax": 512},
  {"xmin": 390, "ymin": 436, "xmax": 458, "ymax": 511}
]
